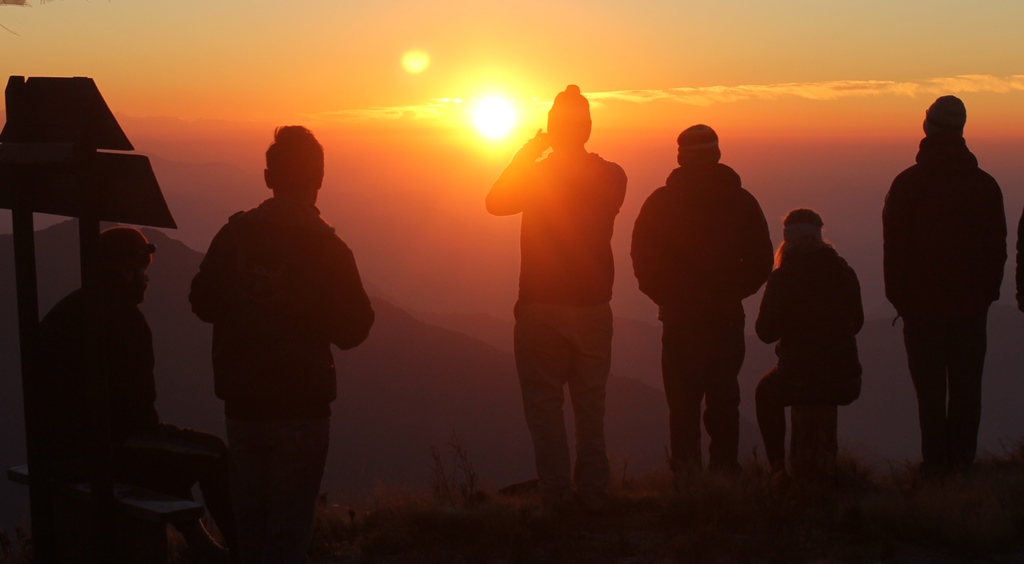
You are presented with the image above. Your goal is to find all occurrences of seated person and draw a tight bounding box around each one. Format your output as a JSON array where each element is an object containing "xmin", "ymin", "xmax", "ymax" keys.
[
  {"xmin": 754, "ymin": 209, "xmax": 863, "ymax": 483},
  {"xmin": 37, "ymin": 226, "xmax": 236, "ymax": 563}
]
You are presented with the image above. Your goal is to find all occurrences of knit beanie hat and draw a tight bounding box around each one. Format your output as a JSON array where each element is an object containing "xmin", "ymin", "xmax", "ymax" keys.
[
  {"xmin": 547, "ymin": 85, "xmax": 591, "ymax": 144},
  {"xmin": 923, "ymin": 95, "xmax": 967, "ymax": 137},
  {"xmin": 677, "ymin": 124, "xmax": 721, "ymax": 165},
  {"xmin": 100, "ymin": 226, "xmax": 156, "ymax": 272}
]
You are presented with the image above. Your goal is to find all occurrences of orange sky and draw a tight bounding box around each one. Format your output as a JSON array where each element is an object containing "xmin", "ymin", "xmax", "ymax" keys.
[
  {"xmin": 3, "ymin": 1, "xmax": 1024, "ymax": 145},
  {"xmin": 4, "ymin": 1, "xmax": 1024, "ymax": 321}
]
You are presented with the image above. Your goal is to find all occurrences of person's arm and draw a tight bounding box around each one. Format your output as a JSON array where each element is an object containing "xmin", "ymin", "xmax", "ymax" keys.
[
  {"xmin": 322, "ymin": 241, "xmax": 375, "ymax": 350},
  {"xmin": 882, "ymin": 176, "xmax": 911, "ymax": 314},
  {"xmin": 630, "ymin": 191, "xmax": 669, "ymax": 305},
  {"xmin": 737, "ymin": 195, "xmax": 774, "ymax": 300},
  {"xmin": 1016, "ymin": 205, "xmax": 1024, "ymax": 312},
  {"xmin": 981, "ymin": 176, "xmax": 1007, "ymax": 305},
  {"xmin": 189, "ymin": 221, "xmax": 238, "ymax": 324},
  {"xmin": 755, "ymin": 271, "xmax": 783, "ymax": 344},
  {"xmin": 847, "ymin": 265, "xmax": 865, "ymax": 335},
  {"xmin": 485, "ymin": 131, "xmax": 548, "ymax": 216}
]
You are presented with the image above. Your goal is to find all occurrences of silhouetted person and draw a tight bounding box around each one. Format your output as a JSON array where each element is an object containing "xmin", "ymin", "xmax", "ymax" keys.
[
  {"xmin": 631, "ymin": 125, "xmax": 772, "ymax": 479},
  {"xmin": 1016, "ymin": 209, "xmax": 1024, "ymax": 313},
  {"xmin": 37, "ymin": 226, "xmax": 236, "ymax": 563},
  {"xmin": 190, "ymin": 126, "xmax": 374, "ymax": 563},
  {"xmin": 883, "ymin": 95, "xmax": 1006, "ymax": 476},
  {"xmin": 486, "ymin": 85, "xmax": 626, "ymax": 510},
  {"xmin": 755, "ymin": 209, "xmax": 863, "ymax": 483}
]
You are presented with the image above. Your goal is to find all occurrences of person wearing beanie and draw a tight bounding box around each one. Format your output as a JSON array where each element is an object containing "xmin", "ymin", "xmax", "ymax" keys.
[
  {"xmin": 487, "ymin": 85, "xmax": 626, "ymax": 511},
  {"xmin": 631, "ymin": 124, "xmax": 773, "ymax": 479},
  {"xmin": 884, "ymin": 95, "xmax": 1006, "ymax": 477},
  {"xmin": 37, "ymin": 226, "xmax": 238, "ymax": 562},
  {"xmin": 754, "ymin": 209, "xmax": 863, "ymax": 484},
  {"xmin": 191, "ymin": 126, "xmax": 374, "ymax": 562}
]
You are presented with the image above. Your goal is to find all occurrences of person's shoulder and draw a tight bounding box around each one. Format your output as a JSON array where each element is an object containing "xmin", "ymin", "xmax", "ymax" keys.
[
  {"xmin": 587, "ymin": 153, "xmax": 627, "ymax": 179},
  {"xmin": 889, "ymin": 163, "xmax": 924, "ymax": 189},
  {"xmin": 730, "ymin": 178, "xmax": 766, "ymax": 215},
  {"xmin": 971, "ymin": 166, "xmax": 1001, "ymax": 190},
  {"xmin": 214, "ymin": 206, "xmax": 257, "ymax": 238},
  {"xmin": 641, "ymin": 183, "xmax": 673, "ymax": 205},
  {"xmin": 39, "ymin": 289, "xmax": 87, "ymax": 336}
]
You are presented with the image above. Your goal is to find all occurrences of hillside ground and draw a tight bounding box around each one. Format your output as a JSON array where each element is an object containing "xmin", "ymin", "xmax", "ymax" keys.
[{"xmin": 4, "ymin": 445, "xmax": 1024, "ymax": 563}]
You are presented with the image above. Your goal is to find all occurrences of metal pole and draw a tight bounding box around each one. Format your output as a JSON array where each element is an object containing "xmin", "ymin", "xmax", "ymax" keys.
[{"xmin": 11, "ymin": 208, "xmax": 56, "ymax": 563}]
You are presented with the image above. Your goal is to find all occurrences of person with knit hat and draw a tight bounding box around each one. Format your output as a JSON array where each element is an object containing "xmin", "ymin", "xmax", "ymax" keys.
[
  {"xmin": 487, "ymin": 85, "xmax": 626, "ymax": 511},
  {"xmin": 754, "ymin": 209, "xmax": 863, "ymax": 484},
  {"xmin": 37, "ymin": 226, "xmax": 238, "ymax": 562},
  {"xmin": 884, "ymin": 95, "xmax": 1006, "ymax": 477},
  {"xmin": 631, "ymin": 124, "xmax": 773, "ymax": 479}
]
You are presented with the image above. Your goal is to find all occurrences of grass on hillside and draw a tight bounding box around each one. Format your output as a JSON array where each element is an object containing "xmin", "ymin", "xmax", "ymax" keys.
[
  {"xmin": 304, "ymin": 442, "xmax": 1024, "ymax": 563},
  {"xmin": 4, "ymin": 443, "xmax": 1024, "ymax": 563}
]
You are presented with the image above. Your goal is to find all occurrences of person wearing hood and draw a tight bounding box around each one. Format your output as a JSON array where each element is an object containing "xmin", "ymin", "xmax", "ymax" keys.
[
  {"xmin": 883, "ymin": 96, "xmax": 1006, "ymax": 476},
  {"xmin": 631, "ymin": 125, "xmax": 773, "ymax": 479},
  {"xmin": 190, "ymin": 126, "xmax": 374, "ymax": 563},
  {"xmin": 487, "ymin": 85, "xmax": 627, "ymax": 511},
  {"xmin": 754, "ymin": 209, "xmax": 863, "ymax": 483}
]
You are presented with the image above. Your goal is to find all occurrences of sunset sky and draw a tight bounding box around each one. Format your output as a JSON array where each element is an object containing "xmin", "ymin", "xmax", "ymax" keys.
[
  {"xmin": 3, "ymin": 0, "xmax": 1024, "ymax": 320},
  {"xmin": 3, "ymin": 0, "xmax": 1024, "ymax": 143}
]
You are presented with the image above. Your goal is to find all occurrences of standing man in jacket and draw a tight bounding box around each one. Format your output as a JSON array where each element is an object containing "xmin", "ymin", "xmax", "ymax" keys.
[
  {"xmin": 190, "ymin": 126, "xmax": 374, "ymax": 563},
  {"xmin": 883, "ymin": 96, "xmax": 1006, "ymax": 477},
  {"xmin": 487, "ymin": 85, "xmax": 627, "ymax": 511},
  {"xmin": 631, "ymin": 125, "xmax": 773, "ymax": 478}
]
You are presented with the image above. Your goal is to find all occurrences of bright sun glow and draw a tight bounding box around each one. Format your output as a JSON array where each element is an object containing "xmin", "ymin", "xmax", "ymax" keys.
[
  {"xmin": 472, "ymin": 97, "xmax": 517, "ymax": 139},
  {"xmin": 401, "ymin": 50, "xmax": 430, "ymax": 74}
]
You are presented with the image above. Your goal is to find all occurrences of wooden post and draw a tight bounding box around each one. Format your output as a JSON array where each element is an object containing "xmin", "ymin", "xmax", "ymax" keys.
[
  {"xmin": 11, "ymin": 208, "xmax": 56, "ymax": 562},
  {"xmin": 1, "ymin": 76, "xmax": 177, "ymax": 562}
]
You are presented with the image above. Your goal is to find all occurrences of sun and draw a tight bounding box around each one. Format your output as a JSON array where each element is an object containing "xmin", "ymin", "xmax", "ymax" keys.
[
  {"xmin": 402, "ymin": 50, "xmax": 430, "ymax": 74},
  {"xmin": 472, "ymin": 97, "xmax": 517, "ymax": 139}
]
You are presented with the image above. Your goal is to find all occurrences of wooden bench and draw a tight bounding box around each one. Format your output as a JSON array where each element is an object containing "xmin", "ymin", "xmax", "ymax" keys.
[
  {"xmin": 8, "ymin": 465, "xmax": 205, "ymax": 564},
  {"xmin": 788, "ymin": 404, "xmax": 838, "ymax": 485}
]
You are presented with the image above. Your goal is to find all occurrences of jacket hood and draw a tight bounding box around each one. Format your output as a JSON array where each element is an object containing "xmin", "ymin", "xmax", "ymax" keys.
[
  {"xmin": 916, "ymin": 135, "xmax": 978, "ymax": 169},
  {"xmin": 665, "ymin": 162, "xmax": 742, "ymax": 190}
]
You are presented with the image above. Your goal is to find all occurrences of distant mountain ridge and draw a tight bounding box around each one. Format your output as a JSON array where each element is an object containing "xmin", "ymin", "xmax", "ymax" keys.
[
  {"xmin": 0, "ymin": 221, "xmax": 731, "ymax": 531},
  {"xmin": 3, "ymin": 220, "xmax": 1024, "ymax": 535}
]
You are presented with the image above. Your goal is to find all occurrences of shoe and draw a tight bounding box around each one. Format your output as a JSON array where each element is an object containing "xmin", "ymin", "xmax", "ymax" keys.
[
  {"xmin": 574, "ymin": 490, "xmax": 610, "ymax": 514},
  {"xmin": 770, "ymin": 469, "xmax": 792, "ymax": 492}
]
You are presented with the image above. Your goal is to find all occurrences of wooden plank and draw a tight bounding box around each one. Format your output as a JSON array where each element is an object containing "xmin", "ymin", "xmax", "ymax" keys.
[
  {"xmin": 0, "ymin": 76, "xmax": 133, "ymax": 150},
  {"xmin": 8, "ymin": 465, "xmax": 205, "ymax": 524},
  {"xmin": 0, "ymin": 142, "xmax": 76, "ymax": 165}
]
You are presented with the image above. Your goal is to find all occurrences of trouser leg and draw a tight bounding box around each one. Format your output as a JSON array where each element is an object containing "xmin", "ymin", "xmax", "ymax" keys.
[
  {"xmin": 755, "ymin": 369, "xmax": 787, "ymax": 471},
  {"xmin": 262, "ymin": 418, "xmax": 330, "ymax": 564},
  {"xmin": 514, "ymin": 303, "xmax": 573, "ymax": 505},
  {"xmin": 946, "ymin": 313, "xmax": 987, "ymax": 470},
  {"xmin": 703, "ymin": 322, "xmax": 744, "ymax": 474},
  {"xmin": 228, "ymin": 418, "xmax": 329, "ymax": 564},
  {"xmin": 661, "ymin": 322, "xmax": 705, "ymax": 469},
  {"xmin": 903, "ymin": 316, "xmax": 950, "ymax": 473},
  {"xmin": 566, "ymin": 303, "xmax": 612, "ymax": 497},
  {"xmin": 227, "ymin": 419, "xmax": 272, "ymax": 563}
]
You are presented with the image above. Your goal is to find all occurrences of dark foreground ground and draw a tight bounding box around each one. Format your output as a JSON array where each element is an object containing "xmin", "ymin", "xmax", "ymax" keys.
[{"xmin": 4, "ymin": 447, "xmax": 1024, "ymax": 563}]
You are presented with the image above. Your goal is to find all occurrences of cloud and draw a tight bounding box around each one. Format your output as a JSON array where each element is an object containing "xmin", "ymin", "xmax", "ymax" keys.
[
  {"xmin": 318, "ymin": 75, "xmax": 1024, "ymax": 122},
  {"xmin": 587, "ymin": 75, "xmax": 1024, "ymax": 106},
  {"xmin": 319, "ymin": 98, "xmax": 463, "ymax": 122}
]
